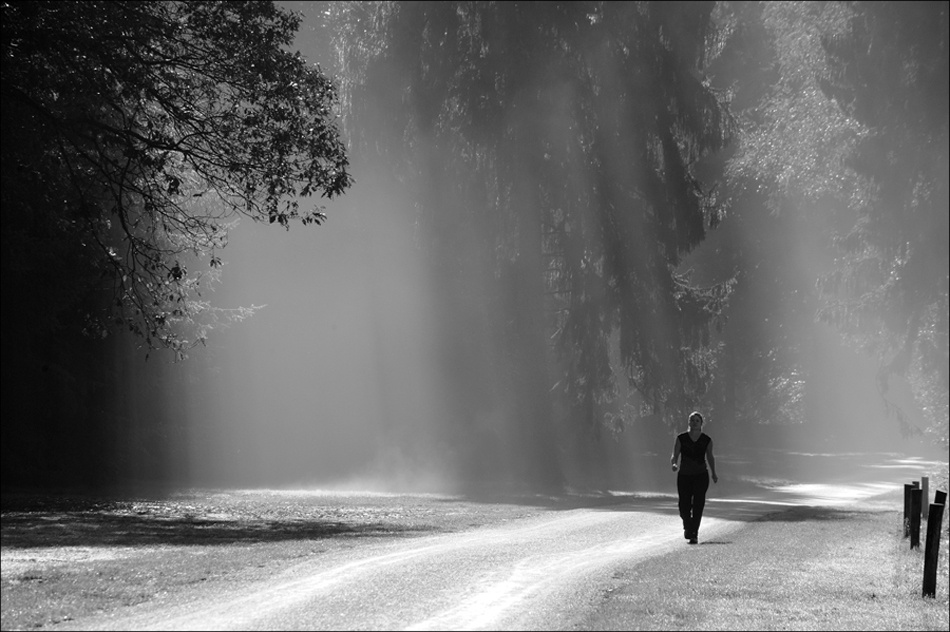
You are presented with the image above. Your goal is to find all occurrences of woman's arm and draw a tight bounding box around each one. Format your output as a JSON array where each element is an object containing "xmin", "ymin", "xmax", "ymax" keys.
[
  {"xmin": 670, "ymin": 437, "xmax": 681, "ymax": 472},
  {"xmin": 707, "ymin": 439, "xmax": 718, "ymax": 483}
]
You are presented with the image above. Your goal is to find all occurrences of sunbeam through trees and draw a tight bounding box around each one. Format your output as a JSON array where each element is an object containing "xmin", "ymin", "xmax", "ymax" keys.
[{"xmin": 0, "ymin": 0, "xmax": 946, "ymax": 494}]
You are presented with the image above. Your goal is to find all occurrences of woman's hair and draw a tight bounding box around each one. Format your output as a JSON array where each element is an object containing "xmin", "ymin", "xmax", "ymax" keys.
[{"xmin": 688, "ymin": 411, "xmax": 704, "ymax": 424}]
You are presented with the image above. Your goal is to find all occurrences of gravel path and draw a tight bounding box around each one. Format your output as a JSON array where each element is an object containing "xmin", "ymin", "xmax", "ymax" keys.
[
  {"xmin": 2, "ymin": 451, "xmax": 945, "ymax": 631},
  {"xmin": 35, "ymin": 498, "xmax": 763, "ymax": 630}
]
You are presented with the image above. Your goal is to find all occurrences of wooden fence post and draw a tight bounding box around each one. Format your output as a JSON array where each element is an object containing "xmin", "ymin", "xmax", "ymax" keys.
[
  {"xmin": 936, "ymin": 489, "xmax": 948, "ymax": 506},
  {"xmin": 910, "ymin": 487, "xmax": 922, "ymax": 549},
  {"xmin": 922, "ymin": 498, "xmax": 945, "ymax": 598},
  {"xmin": 904, "ymin": 483, "xmax": 912, "ymax": 537},
  {"xmin": 921, "ymin": 476, "xmax": 929, "ymax": 520}
]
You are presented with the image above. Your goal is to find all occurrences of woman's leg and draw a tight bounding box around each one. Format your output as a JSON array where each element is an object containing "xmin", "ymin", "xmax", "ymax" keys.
[
  {"xmin": 690, "ymin": 472, "xmax": 711, "ymax": 537},
  {"xmin": 676, "ymin": 475, "xmax": 691, "ymax": 536}
]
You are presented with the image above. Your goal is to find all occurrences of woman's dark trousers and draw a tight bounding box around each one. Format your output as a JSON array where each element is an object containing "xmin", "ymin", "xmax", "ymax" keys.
[{"xmin": 677, "ymin": 472, "xmax": 710, "ymax": 537}]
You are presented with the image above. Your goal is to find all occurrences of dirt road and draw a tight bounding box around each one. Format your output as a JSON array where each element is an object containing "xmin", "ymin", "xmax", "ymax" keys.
[
  {"xmin": 57, "ymin": 502, "xmax": 758, "ymax": 630},
  {"xmin": 3, "ymin": 450, "xmax": 942, "ymax": 631},
  {"xmin": 57, "ymin": 477, "xmax": 924, "ymax": 629}
]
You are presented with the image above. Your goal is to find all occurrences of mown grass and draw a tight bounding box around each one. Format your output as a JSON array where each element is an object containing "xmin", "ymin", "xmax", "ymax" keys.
[{"xmin": 580, "ymin": 502, "xmax": 949, "ymax": 631}]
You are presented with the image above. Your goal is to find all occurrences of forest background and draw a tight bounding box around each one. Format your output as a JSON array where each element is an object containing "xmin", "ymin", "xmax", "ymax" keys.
[{"xmin": 1, "ymin": 1, "xmax": 947, "ymax": 494}]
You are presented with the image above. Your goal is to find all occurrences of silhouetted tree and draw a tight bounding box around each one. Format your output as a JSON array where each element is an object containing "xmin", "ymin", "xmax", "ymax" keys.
[
  {"xmin": 2, "ymin": 0, "xmax": 352, "ymax": 357},
  {"xmin": 0, "ymin": 0, "xmax": 352, "ymax": 489}
]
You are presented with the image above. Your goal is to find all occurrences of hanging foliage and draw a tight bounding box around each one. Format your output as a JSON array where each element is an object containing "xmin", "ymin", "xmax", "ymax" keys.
[
  {"xmin": 1, "ymin": 1, "xmax": 353, "ymax": 357},
  {"xmin": 332, "ymin": 1, "xmax": 735, "ymax": 440}
]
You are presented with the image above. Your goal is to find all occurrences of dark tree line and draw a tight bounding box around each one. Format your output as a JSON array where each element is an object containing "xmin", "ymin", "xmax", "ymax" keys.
[
  {"xmin": 1, "ymin": 0, "xmax": 945, "ymax": 491},
  {"xmin": 1, "ymin": 1, "xmax": 352, "ymax": 487}
]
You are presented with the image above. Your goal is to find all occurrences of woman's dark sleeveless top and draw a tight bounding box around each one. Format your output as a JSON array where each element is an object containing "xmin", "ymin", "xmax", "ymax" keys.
[{"xmin": 678, "ymin": 432, "xmax": 710, "ymax": 476}]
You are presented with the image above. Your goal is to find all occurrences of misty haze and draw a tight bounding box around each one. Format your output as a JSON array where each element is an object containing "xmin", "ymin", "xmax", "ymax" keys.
[{"xmin": 2, "ymin": 1, "xmax": 947, "ymax": 630}]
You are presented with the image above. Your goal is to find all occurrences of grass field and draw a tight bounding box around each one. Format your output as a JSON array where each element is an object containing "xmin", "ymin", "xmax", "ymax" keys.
[{"xmin": 578, "ymin": 497, "xmax": 949, "ymax": 631}]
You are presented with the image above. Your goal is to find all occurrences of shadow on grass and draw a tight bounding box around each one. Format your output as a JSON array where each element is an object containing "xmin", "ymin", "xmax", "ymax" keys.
[
  {"xmin": 443, "ymin": 489, "xmax": 657, "ymax": 512},
  {"xmin": 448, "ymin": 486, "xmax": 887, "ymax": 528},
  {"xmin": 754, "ymin": 505, "xmax": 870, "ymax": 522},
  {"xmin": 1, "ymin": 494, "xmax": 437, "ymax": 549}
]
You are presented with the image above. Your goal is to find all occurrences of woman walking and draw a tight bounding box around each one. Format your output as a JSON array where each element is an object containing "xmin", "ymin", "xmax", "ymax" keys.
[{"xmin": 671, "ymin": 411, "xmax": 718, "ymax": 544}]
